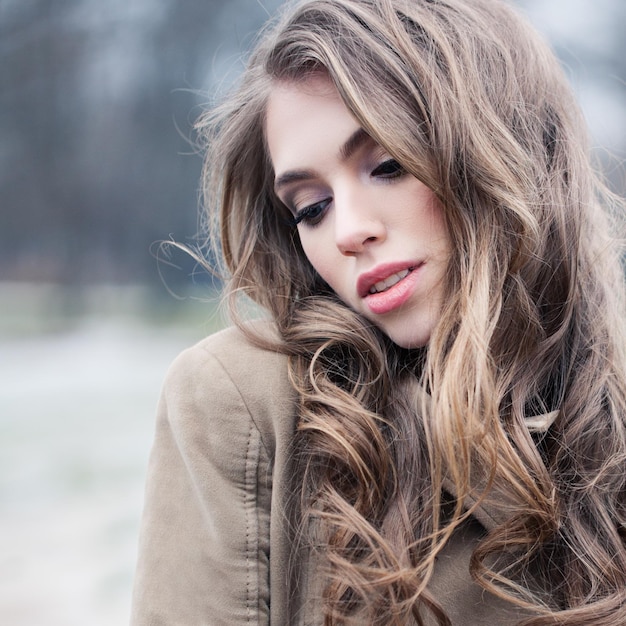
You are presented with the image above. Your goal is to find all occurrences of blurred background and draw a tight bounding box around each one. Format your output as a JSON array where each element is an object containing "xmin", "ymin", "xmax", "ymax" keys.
[{"xmin": 0, "ymin": 0, "xmax": 624, "ymax": 624}]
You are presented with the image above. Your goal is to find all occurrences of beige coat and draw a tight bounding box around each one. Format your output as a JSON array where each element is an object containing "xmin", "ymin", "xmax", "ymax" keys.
[{"xmin": 131, "ymin": 325, "xmax": 534, "ymax": 625}]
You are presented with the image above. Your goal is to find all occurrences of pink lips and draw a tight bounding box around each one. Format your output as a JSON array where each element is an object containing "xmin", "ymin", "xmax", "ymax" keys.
[{"xmin": 357, "ymin": 262, "xmax": 423, "ymax": 315}]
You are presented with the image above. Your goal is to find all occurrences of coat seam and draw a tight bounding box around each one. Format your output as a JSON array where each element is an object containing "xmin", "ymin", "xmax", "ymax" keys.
[
  {"xmin": 244, "ymin": 412, "xmax": 262, "ymax": 622},
  {"xmin": 200, "ymin": 347, "xmax": 265, "ymax": 622}
]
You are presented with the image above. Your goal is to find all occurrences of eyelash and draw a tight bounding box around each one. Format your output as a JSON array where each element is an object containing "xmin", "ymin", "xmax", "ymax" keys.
[
  {"xmin": 289, "ymin": 158, "xmax": 406, "ymax": 228},
  {"xmin": 290, "ymin": 198, "xmax": 331, "ymax": 227},
  {"xmin": 371, "ymin": 158, "xmax": 405, "ymax": 179}
]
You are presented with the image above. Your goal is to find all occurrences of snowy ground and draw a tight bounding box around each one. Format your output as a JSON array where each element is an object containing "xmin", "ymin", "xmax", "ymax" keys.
[{"xmin": 0, "ymin": 314, "xmax": 218, "ymax": 625}]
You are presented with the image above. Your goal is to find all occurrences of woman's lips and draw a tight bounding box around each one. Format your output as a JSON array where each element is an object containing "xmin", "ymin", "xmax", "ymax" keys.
[
  {"xmin": 368, "ymin": 268, "xmax": 412, "ymax": 294},
  {"xmin": 358, "ymin": 262, "xmax": 423, "ymax": 315}
]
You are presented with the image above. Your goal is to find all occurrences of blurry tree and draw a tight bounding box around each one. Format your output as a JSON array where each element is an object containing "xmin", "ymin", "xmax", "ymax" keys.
[
  {"xmin": 0, "ymin": 0, "xmax": 281, "ymax": 288},
  {"xmin": 0, "ymin": 0, "xmax": 623, "ymax": 291}
]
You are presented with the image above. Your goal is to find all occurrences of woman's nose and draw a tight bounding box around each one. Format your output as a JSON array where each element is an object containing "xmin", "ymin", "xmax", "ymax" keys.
[{"xmin": 334, "ymin": 194, "xmax": 386, "ymax": 256}]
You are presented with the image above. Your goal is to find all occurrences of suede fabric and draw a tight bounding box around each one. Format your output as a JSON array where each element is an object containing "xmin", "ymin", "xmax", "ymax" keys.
[{"xmin": 131, "ymin": 325, "xmax": 532, "ymax": 625}]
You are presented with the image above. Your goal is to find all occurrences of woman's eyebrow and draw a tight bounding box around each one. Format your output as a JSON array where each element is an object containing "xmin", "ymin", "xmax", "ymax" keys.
[
  {"xmin": 338, "ymin": 127, "xmax": 371, "ymax": 161},
  {"xmin": 274, "ymin": 169, "xmax": 314, "ymax": 193},
  {"xmin": 274, "ymin": 127, "xmax": 371, "ymax": 193}
]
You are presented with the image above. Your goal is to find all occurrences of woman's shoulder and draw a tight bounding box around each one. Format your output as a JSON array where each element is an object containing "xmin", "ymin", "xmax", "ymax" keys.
[
  {"xmin": 161, "ymin": 321, "xmax": 296, "ymax": 452},
  {"xmin": 172, "ymin": 320, "xmax": 286, "ymax": 374},
  {"xmin": 168, "ymin": 322, "xmax": 287, "ymax": 389}
]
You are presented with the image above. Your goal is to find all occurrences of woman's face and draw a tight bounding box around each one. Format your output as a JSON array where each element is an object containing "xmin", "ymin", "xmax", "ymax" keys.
[{"xmin": 266, "ymin": 74, "xmax": 451, "ymax": 348}]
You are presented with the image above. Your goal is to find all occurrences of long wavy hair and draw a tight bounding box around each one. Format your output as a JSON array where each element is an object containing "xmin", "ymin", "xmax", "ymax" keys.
[{"xmin": 194, "ymin": 0, "xmax": 626, "ymax": 623}]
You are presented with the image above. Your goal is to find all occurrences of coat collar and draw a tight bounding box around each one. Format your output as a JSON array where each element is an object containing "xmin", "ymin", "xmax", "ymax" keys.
[
  {"xmin": 407, "ymin": 381, "xmax": 559, "ymax": 531},
  {"xmin": 451, "ymin": 409, "xmax": 559, "ymax": 531}
]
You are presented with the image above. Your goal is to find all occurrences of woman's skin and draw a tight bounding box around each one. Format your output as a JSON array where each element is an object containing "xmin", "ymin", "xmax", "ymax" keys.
[{"xmin": 266, "ymin": 74, "xmax": 451, "ymax": 348}]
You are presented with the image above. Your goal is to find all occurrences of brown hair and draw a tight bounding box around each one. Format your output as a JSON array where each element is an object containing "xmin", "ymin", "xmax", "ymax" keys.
[{"xmin": 195, "ymin": 0, "xmax": 626, "ymax": 623}]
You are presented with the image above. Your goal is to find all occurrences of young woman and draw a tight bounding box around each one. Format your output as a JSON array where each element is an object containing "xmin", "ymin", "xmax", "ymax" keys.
[{"xmin": 131, "ymin": 0, "xmax": 626, "ymax": 624}]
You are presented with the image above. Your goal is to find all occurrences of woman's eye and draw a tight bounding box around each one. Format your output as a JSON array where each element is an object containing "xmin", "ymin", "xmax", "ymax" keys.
[
  {"xmin": 291, "ymin": 198, "xmax": 331, "ymax": 227},
  {"xmin": 371, "ymin": 158, "xmax": 405, "ymax": 179}
]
